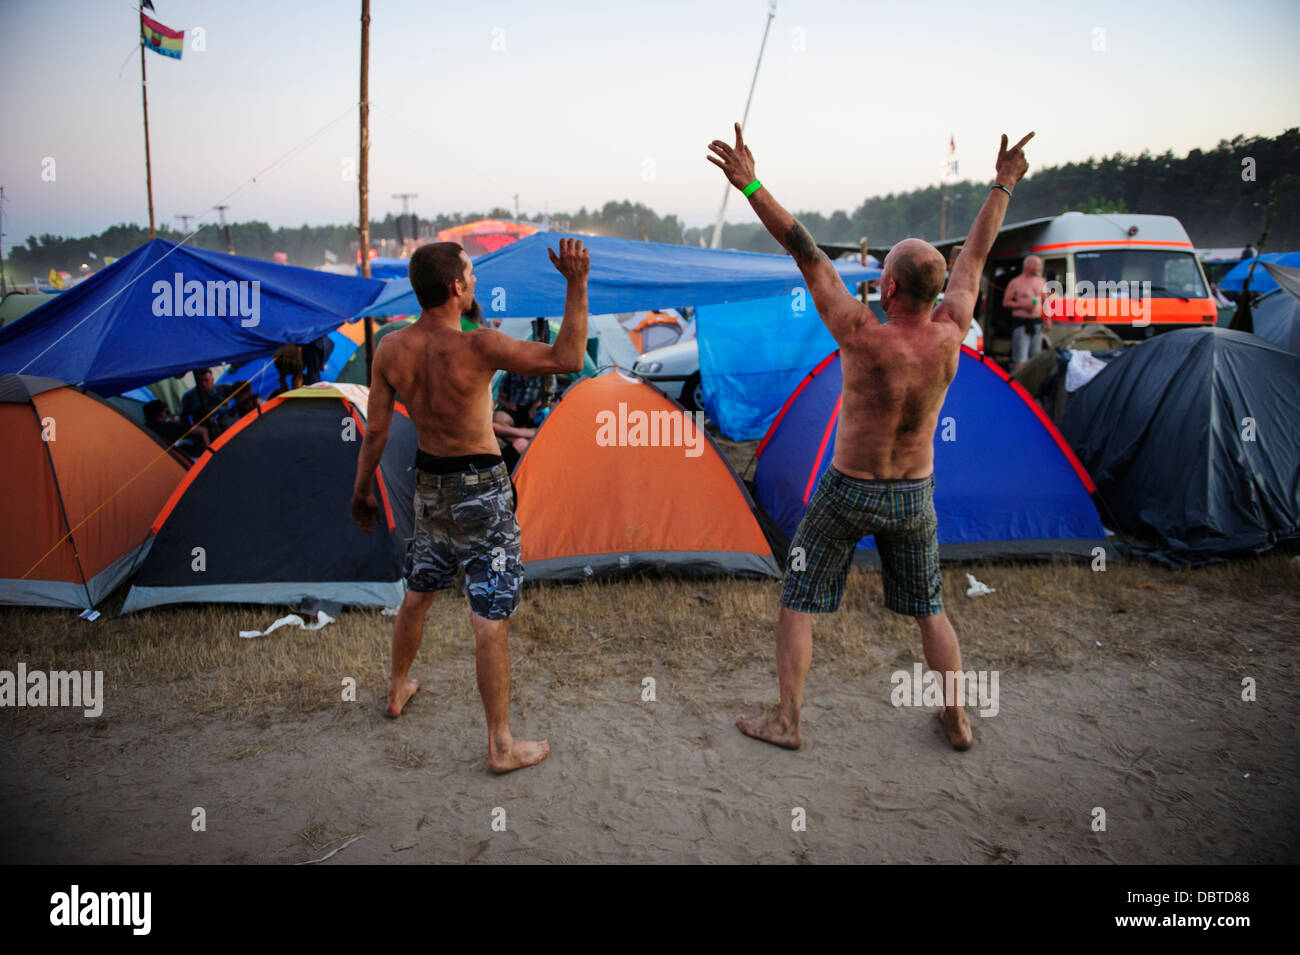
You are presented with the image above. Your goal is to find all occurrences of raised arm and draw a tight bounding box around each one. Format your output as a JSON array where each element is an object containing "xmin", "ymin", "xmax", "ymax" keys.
[
  {"xmin": 350, "ymin": 340, "xmax": 397, "ymax": 532},
  {"xmin": 707, "ymin": 123, "xmax": 866, "ymax": 340},
  {"xmin": 476, "ymin": 238, "xmax": 590, "ymax": 376},
  {"xmin": 937, "ymin": 132, "xmax": 1034, "ymax": 336}
]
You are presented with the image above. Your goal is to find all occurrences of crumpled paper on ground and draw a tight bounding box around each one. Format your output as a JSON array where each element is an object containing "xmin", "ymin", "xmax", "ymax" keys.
[
  {"xmin": 965, "ymin": 573, "xmax": 996, "ymax": 597},
  {"xmin": 240, "ymin": 610, "xmax": 336, "ymax": 639}
]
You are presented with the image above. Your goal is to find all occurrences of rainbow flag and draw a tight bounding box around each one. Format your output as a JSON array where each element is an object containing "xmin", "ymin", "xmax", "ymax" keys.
[{"xmin": 140, "ymin": 12, "xmax": 184, "ymax": 59}]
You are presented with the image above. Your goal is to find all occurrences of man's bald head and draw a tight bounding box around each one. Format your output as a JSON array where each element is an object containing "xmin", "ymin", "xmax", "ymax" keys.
[
  {"xmin": 1023, "ymin": 254, "xmax": 1043, "ymax": 276},
  {"xmin": 882, "ymin": 238, "xmax": 947, "ymax": 310}
]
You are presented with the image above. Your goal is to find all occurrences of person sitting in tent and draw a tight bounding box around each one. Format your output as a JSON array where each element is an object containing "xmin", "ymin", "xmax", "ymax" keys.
[
  {"xmin": 180, "ymin": 368, "xmax": 236, "ymax": 438},
  {"xmin": 350, "ymin": 237, "xmax": 590, "ymax": 773},
  {"xmin": 708, "ymin": 122, "xmax": 1035, "ymax": 751},
  {"xmin": 143, "ymin": 399, "xmax": 208, "ymax": 458},
  {"xmin": 228, "ymin": 380, "xmax": 260, "ymax": 420},
  {"xmin": 492, "ymin": 409, "xmax": 537, "ymax": 471},
  {"xmin": 496, "ymin": 365, "xmax": 545, "ymax": 426}
]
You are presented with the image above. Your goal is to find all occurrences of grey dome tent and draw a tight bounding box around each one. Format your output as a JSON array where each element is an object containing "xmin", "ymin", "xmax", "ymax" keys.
[
  {"xmin": 1060, "ymin": 327, "xmax": 1300, "ymax": 565},
  {"xmin": 1250, "ymin": 262, "xmax": 1300, "ymax": 354}
]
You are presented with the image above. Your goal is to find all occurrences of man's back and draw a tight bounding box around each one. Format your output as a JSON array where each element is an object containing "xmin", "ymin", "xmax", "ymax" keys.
[
  {"xmin": 377, "ymin": 321, "xmax": 499, "ymax": 458},
  {"xmin": 833, "ymin": 308, "xmax": 962, "ymax": 481},
  {"xmin": 363, "ymin": 238, "xmax": 591, "ymax": 462}
]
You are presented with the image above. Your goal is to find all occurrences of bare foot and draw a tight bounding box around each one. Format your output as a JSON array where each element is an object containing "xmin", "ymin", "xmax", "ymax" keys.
[
  {"xmin": 937, "ymin": 706, "xmax": 973, "ymax": 750},
  {"xmin": 384, "ymin": 678, "xmax": 420, "ymax": 719},
  {"xmin": 736, "ymin": 713, "xmax": 802, "ymax": 749},
  {"xmin": 489, "ymin": 739, "xmax": 550, "ymax": 774}
]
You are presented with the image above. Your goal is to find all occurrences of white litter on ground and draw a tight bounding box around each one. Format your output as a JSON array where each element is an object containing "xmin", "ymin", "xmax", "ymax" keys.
[
  {"xmin": 965, "ymin": 573, "xmax": 996, "ymax": 597},
  {"xmin": 239, "ymin": 610, "xmax": 336, "ymax": 639}
]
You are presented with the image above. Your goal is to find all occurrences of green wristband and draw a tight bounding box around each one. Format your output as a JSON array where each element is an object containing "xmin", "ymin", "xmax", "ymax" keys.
[{"xmin": 742, "ymin": 179, "xmax": 763, "ymax": 198}]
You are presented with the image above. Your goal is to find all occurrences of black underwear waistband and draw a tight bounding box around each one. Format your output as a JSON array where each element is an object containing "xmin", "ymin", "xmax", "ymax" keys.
[{"xmin": 414, "ymin": 451, "xmax": 505, "ymax": 475}]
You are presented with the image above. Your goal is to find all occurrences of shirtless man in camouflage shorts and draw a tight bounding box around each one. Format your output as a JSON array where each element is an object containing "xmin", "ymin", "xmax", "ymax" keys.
[
  {"xmin": 351, "ymin": 238, "xmax": 590, "ymax": 773},
  {"xmin": 708, "ymin": 123, "xmax": 1035, "ymax": 751}
]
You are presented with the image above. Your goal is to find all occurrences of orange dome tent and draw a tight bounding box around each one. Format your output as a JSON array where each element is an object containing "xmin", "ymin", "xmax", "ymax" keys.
[
  {"xmin": 513, "ymin": 371, "xmax": 779, "ymax": 580},
  {"xmin": 0, "ymin": 375, "xmax": 188, "ymax": 608}
]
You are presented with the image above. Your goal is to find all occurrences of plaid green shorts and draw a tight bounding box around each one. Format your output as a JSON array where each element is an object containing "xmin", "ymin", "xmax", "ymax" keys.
[{"xmin": 781, "ymin": 466, "xmax": 943, "ymax": 618}]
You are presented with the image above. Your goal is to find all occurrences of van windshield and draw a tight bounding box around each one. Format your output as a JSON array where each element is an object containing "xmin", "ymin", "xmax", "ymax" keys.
[{"xmin": 1073, "ymin": 250, "xmax": 1208, "ymax": 299}]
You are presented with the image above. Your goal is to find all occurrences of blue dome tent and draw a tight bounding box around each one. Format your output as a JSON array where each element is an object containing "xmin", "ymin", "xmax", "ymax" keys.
[{"xmin": 755, "ymin": 347, "xmax": 1109, "ymax": 564}]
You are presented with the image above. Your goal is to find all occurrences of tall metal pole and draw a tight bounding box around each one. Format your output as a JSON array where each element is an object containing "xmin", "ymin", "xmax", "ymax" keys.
[
  {"xmin": 710, "ymin": 0, "xmax": 776, "ymax": 249},
  {"xmin": 359, "ymin": 0, "xmax": 374, "ymax": 384},
  {"xmin": 392, "ymin": 192, "xmax": 418, "ymax": 246},
  {"xmin": 215, "ymin": 204, "xmax": 233, "ymax": 253},
  {"xmin": 139, "ymin": 4, "xmax": 156, "ymax": 239}
]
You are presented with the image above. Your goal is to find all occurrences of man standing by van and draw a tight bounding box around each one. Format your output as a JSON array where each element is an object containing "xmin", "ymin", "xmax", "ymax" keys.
[
  {"xmin": 1004, "ymin": 254, "xmax": 1051, "ymax": 369},
  {"xmin": 350, "ymin": 238, "xmax": 590, "ymax": 773},
  {"xmin": 708, "ymin": 123, "xmax": 1034, "ymax": 750}
]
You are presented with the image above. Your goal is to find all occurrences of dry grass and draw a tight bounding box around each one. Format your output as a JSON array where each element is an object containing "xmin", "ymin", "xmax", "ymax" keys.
[{"xmin": 1, "ymin": 549, "xmax": 1296, "ymax": 727}]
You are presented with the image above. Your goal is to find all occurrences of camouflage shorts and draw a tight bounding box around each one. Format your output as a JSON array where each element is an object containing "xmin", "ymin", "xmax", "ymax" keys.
[{"xmin": 403, "ymin": 462, "xmax": 523, "ymax": 620}]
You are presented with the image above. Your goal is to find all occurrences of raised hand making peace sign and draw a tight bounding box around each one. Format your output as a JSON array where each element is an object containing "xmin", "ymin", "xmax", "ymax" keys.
[{"xmin": 707, "ymin": 122, "xmax": 758, "ymax": 191}]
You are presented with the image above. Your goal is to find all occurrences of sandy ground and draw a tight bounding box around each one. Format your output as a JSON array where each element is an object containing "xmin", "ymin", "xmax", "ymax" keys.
[{"xmin": 2, "ymin": 568, "xmax": 1297, "ymax": 864}]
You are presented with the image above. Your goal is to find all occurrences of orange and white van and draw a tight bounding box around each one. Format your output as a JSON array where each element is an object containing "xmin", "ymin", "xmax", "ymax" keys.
[{"xmin": 973, "ymin": 212, "xmax": 1217, "ymax": 341}]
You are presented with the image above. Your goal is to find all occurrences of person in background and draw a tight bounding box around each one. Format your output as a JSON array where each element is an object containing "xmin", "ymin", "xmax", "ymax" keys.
[
  {"xmin": 496, "ymin": 366, "xmax": 544, "ymax": 430},
  {"xmin": 271, "ymin": 344, "xmax": 304, "ymax": 397},
  {"xmin": 180, "ymin": 368, "xmax": 236, "ymax": 438},
  {"xmin": 144, "ymin": 399, "xmax": 209, "ymax": 458},
  {"xmin": 228, "ymin": 380, "xmax": 260, "ymax": 419},
  {"xmin": 1003, "ymin": 254, "xmax": 1051, "ymax": 369},
  {"xmin": 461, "ymin": 298, "xmax": 484, "ymax": 331}
]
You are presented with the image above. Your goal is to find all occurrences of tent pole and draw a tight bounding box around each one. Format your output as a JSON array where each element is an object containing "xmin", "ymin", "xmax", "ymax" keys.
[
  {"xmin": 359, "ymin": 0, "xmax": 374, "ymax": 383},
  {"xmin": 139, "ymin": 5, "xmax": 156, "ymax": 240}
]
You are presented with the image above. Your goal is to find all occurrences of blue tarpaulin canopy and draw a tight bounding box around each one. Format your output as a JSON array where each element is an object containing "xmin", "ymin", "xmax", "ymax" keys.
[
  {"xmin": 0, "ymin": 239, "xmax": 384, "ymax": 396},
  {"xmin": 1219, "ymin": 252, "xmax": 1300, "ymax": 294},
  {"xmin": 359, "ymin": 232, "xmax": 879, "ymax": 318},
  {"xmin": 697, "ymin": 294, "xmax": 839, "ymax": 440}
]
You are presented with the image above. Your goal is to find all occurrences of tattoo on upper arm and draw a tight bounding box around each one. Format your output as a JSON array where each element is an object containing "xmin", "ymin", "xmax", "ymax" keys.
[{"xmin": 784, "ymin": 221, "xmax": 828, "ymax": 268}]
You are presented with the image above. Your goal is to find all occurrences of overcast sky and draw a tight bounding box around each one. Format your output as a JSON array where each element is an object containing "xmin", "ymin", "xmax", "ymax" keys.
[{"xmin": 2, "ymin": 0, "xmax": 1297, "ymax": 245}]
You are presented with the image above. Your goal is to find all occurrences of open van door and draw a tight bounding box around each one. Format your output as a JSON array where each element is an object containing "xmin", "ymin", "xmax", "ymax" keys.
[{"xmin": 934, "ymin": 212, "xmax": 1218, "ymax": 362}]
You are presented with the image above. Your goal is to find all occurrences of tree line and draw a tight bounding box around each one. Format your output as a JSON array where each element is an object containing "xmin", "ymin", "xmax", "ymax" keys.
[{"xmin": 5, "ymin": 129, "xmax": 1295, "ymax": 282}]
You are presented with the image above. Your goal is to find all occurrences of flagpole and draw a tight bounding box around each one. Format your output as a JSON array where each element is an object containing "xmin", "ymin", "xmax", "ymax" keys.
[
  {"xmin": 359, "ymin": 0, "xmax": 374, "ymax": 385},
  {"xmin": 139, "ymin": 4, "xmax": 156, "ymax": 239}
]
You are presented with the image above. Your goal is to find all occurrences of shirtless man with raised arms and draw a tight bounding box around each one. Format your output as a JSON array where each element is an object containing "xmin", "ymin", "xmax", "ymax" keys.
[
  {"xmin": 707, "ymin": 124, "xmax": 1034, "ymax": 751},
  {"xmin": 351, "ymin": 238, "xmax": 590, "ymax": 773}
]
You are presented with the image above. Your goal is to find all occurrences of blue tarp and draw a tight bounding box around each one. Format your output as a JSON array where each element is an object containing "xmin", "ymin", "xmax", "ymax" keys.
[
  {"xmin": 1220, "ymin": 252, "xmax": 1300, "ymax": 294},
  {"xmin": 0, "ymin": 239, "xmax": 384, "ymax": 396},
  {"xmin": 358, "ymin": 232, "xmax": 879, "ymax": 318},
  {"xmin": 697, "ymin": 294, "xmax": 839, "ymax": 440}
]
